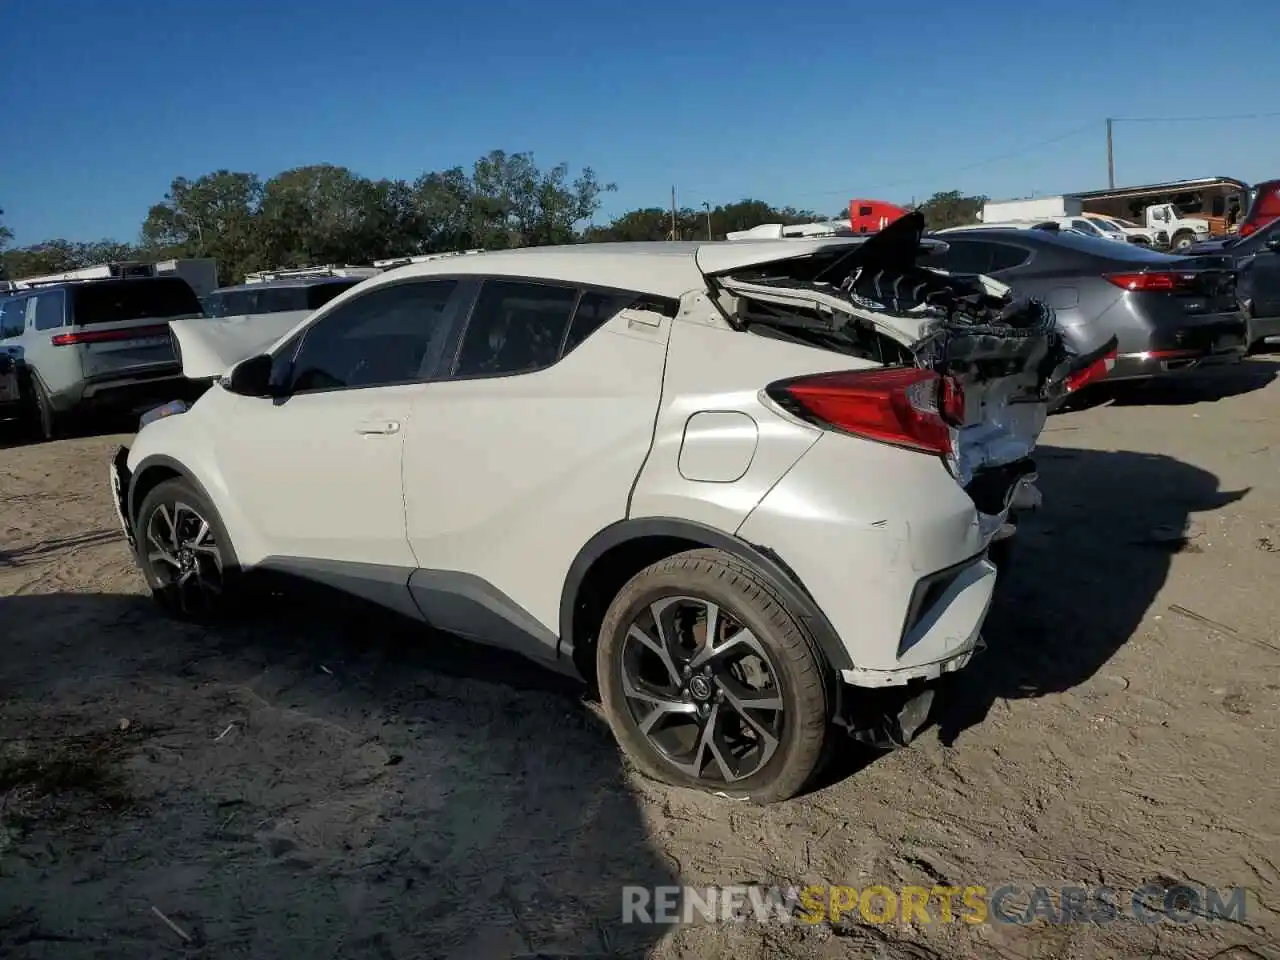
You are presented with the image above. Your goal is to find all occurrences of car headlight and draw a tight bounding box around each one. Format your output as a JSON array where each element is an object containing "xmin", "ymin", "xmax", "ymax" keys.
[{"xmin": 139, "ymin": 399, "xmax": 188, "ymax": 430}]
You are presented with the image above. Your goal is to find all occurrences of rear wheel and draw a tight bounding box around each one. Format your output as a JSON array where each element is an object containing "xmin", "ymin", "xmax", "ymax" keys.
[
  {"xmin": 135, "ymin": 478, "xmax": 240, "ymax": 622},
  {"xmin": 596, "ymin": 548, "xmax": 831, "ymax": 803},
  {"xmin": 23, "ymin": 373, "xmax": 61, "ymax": 442}
]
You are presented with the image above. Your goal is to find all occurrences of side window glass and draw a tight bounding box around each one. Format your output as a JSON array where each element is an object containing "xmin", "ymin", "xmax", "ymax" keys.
[
  {"xmin": 33, "ymin": 290, "xmax": 66, "ymax": 330},
  {"xmin": 562, "ymin": 290, "xmax": 636, "ymax": 356},
  {"xmin": 289, "ymin": 280, "xmax": 461, "ymax": 393},
  {"xmin": 987, "ymin": 242, "xmax": 1031, "ymax": 273},
  {"xmin": 453, "ymin": 280, "xmax": 579, "ymax": 377},
  {"xmin": 934, "ymin": 241, "xmax": 993, "ymax": 276},
  {"xmin": 0, "ymin": 297, "xmax": 28, "ymax": 339}
]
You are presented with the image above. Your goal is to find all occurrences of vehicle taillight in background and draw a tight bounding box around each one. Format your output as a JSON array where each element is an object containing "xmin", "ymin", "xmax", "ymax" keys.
[
  {"xmin": 766, "ymin": 367, "xmax": 965, "ymax": 456},
  {"xmin": 1104, "ymin": 272, "xmax": 1200, "ymax": 293},
  {"xmin": 50, "ymin": 324, "xmax": 172, "ymax": 346}
]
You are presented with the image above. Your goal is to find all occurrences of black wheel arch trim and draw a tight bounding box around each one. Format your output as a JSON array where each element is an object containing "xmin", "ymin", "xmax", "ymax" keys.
[
  {"xmin": 127, "ymin": 453, "xmax": 220, "ymax": 533},
  {"xmin": 559, "ymin": 517, "xmax": 853, "ymax": 672}
]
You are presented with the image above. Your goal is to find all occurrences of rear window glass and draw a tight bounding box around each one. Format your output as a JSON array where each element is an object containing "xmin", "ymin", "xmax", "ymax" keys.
[
  {"xmin": 70, "ymin": 278, "xmax": 202, "ymax": 325},
  {"xmin": 307, "ymin": 280, "xmax": 360, "ymax": 310}
]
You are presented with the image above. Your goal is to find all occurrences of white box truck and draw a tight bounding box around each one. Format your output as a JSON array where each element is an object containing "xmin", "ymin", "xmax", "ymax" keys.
[{"xmin": 979, "ymin": 196, "xmax": 1083, "ymax": 223}]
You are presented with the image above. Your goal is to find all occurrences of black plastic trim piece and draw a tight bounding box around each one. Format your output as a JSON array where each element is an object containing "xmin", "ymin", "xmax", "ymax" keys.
[
  {"xmin": 407, "ymin": 568, "xmax": 574, "ymax": 677},
  {"xmin": 127, "ymin": 453, "xmax": 220, "ymax": 531},
  {"xmin": 896, "ymin": 551, "xmax": 986, "ymax": 658},
  {"xmin": 559, "ymin": 517, "xmax": 853, "ymax": 672}
]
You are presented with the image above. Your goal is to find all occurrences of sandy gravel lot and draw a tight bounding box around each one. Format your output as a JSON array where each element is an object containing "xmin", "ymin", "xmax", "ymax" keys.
[{"xmin": 2, "ymin": 360, "xmax": 1279, "ymax": 959}]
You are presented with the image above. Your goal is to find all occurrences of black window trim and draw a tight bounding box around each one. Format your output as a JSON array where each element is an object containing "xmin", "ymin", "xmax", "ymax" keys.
[
  {"xmin": 256, "ymin": 272, "xmax": 680, "ymax": 399},
  {"xmin": 935, "ymin": 237, "xmax": 1036, "ymax": 277},
  {"xmin": 440, "ymin": 273, "xmax": 680, "ymax": 384}
]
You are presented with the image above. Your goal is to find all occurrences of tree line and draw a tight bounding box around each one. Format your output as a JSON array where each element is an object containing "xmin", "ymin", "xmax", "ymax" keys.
[{"xmin": 0, "ymin": 151, "xmax": 984, "ymax": 286}]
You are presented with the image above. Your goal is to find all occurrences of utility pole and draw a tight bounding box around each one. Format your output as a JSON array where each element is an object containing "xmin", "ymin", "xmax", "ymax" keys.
[
  {"xmin": 670, "ymin": 186, "xmax": 678, "ymax": 241},
  {"xmin": 702, "ymin": 202, "xmax": 712, "ymax": 240},
  {"xmin": 1106, "ymin": 118, "xmax": 1115, "ymax": 189}
]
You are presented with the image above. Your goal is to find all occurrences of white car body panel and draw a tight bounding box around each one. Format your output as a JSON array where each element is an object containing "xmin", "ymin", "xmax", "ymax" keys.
[
  {"xmin": 211, "ymin": 386, "xmax": 419, "ymax": 570},
  {"xmin": 401, "ymin": 304, "xmax": 672, "ymax": 640},
  {"xmin": 169, "ymin": 311, "xmax": 312, "ymax": 380}
]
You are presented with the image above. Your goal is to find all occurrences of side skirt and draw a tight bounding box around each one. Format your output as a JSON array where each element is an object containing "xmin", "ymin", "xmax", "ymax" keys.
[{"xmin": 255, "ymin": 557, "xmax": 579, "ymax": 680}]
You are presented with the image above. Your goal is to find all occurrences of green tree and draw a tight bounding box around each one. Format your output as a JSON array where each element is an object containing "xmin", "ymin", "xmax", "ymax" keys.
[
  {"xmin": 0, "ymin": 207, "xmax": 12, "ymax": 253},
  {"xmin": 912, "ymin": 190, "xmax": 986, "ymax": 231},
  {"xmin": 141, "ymin": 171, "xmax": 265, "ymax": 284},
  {"xmin": 469, "ymin": 151, "xmax": 616, "ymax": 248}
]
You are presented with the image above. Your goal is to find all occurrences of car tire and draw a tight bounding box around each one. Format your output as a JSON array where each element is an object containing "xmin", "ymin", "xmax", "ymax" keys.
[
  {"xmin": 596, "ymin": 547, "xmax": 831, "ymax": 803},
  {"xmin": 23, "ymin": 373, "xmax": 61, "ymax": 442},
  {"xmin": 135, "ymin": 477, "xmax": 241, "ymax": 622},
  {"xmin": 1171, "ymin": 231, "xmax": 1195, "ymax": 253}
]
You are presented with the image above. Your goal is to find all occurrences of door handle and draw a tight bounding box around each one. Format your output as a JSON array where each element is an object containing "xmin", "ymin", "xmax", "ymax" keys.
[{"xmin": 356, "ymin": 419, "xmax": 401, "ymax": 436}]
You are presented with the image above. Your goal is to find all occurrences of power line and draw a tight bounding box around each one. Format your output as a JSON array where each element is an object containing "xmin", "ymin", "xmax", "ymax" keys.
[
  {"xmin": 692, "ymin": 121, "xmax": 1101, "ymax": 204},
  {"xmin": 1111, "ymin": 110, "xmax": 1280, "ymax": 123}
]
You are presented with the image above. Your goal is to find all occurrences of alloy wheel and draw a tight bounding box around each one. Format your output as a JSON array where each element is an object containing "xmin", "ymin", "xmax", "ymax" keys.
[
  {"xmin": 144, "ymin": 501, "xmax": 224, "ymax": 615},
  {"xmin": 619, "ymin": 595, "xmax": 785, "ymax": 784}
]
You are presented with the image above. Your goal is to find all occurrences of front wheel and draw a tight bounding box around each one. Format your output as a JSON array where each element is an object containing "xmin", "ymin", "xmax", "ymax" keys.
[
  {"xmin": 596, "ymin": 548, "xmax": 831, "ymax": 803},
  {"xmin": 1171, "ymin": 231, "xmax": 1196, "ymax": 253},
  {"xmin": 135, "ymin": 478, "xmax": 241, "ymax": 622}
]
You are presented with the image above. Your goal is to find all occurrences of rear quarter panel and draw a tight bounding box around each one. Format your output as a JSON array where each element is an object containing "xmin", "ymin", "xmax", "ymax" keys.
[{"xmin": 629, "ymin": 297, "xmax": 879, "ymax": 535}]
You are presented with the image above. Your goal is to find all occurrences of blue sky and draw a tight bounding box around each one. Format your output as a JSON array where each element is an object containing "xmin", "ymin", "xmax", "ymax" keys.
[{"xmin": 2, "ymin": 0, "xmax": 1279, "ymax": 245}]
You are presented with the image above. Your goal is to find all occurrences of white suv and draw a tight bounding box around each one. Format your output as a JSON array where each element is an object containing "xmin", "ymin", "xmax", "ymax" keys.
[{"xmin": 108, "ymin": 214, "xmax": 1101, "ymax": 803}]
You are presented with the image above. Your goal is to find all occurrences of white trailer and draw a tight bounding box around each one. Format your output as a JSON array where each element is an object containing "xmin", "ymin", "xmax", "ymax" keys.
[
  {"xmin": 979, "ymin": 196, "xmax": 1083, "ymax": 223},
  {"xmin": 725, "ymin": 221, "xmax": 854, "ymax": 241}
]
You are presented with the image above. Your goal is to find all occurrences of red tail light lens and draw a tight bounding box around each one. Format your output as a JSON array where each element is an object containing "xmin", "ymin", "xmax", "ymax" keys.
[
  {"xmin": 1104, "ymin": 272, "xmax": 1205, "ymax": 293},
  {"xmin": 1065, "ymin": 349, "xmax": 1118, "ymax": 393},
  {"xmin": 767, "ymin": 367, "xmax": 963, "ymax": 456},
  {"xmin": 50, "ymin": 324, "xmax": 172, "ymax": 346}
]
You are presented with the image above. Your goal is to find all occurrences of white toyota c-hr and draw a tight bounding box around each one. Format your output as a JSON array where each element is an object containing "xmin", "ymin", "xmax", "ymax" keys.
[{"xmin": 108, "ymin": 213, "xmax": 1112, "ymax": 803}]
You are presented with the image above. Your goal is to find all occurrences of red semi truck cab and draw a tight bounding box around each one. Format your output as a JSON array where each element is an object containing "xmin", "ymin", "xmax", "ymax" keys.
[
  {"xmin": 1238, "ymin": 179, "xmax": 1280, "ymax": 237},
  {"xmin": 849, "ymin": 199, "xmax": 910, "ymax": 233}
]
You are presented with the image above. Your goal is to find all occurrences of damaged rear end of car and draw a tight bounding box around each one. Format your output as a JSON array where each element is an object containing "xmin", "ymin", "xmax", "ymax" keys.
[{"xmin": 700, "ymin": 212, "xmax": 1114, "ymax": 747}]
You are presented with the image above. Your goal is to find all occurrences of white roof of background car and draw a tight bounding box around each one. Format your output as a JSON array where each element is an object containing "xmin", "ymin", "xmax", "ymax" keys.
[{"xmin": 368, "ymin": 239, "xmax": 871, "ymax": 299}]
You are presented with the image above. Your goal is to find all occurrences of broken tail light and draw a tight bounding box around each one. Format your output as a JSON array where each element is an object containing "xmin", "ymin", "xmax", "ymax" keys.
[{"xmin": 766, "ymin": 367, "xmax": 964, "ymax": 456}]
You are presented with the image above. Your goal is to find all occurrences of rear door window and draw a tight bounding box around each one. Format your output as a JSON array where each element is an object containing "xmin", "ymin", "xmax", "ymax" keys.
[
  {"xmin": 33, "ymin": 289, "xmax": 66, "ymax": 330},
  {"xmin": 934, "ymin": 240, "xmax": 996, "ymax": 275},
  {"xmin": 69, "ymin": 278, "xmax": 202, "ymax": 325},
  {"xmin": 452, "ymin": 280, "xmax": 580, "ymax": 377}
]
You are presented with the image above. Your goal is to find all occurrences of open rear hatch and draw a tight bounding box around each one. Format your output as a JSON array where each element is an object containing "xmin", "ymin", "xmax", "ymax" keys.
[{"xmin": 703, "ymin": 211, "xmax": 1117, "ymax": 521}]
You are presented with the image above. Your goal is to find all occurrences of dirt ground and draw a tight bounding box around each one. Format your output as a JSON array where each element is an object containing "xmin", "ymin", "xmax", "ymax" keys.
[{"xmin": 2, "ymin": 360, "xmax": 1279, "ymax": 960}]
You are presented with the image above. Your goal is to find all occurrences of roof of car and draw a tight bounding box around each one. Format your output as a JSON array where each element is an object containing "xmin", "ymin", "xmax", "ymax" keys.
[
  {"xmin": 210, "ymin": 275, "xmax": 363, "ymax": 296},
  {"xmin": 371, "ymin": 238, "xmax": 874, "ymax": 299}
]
